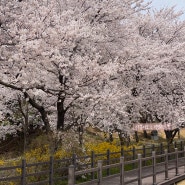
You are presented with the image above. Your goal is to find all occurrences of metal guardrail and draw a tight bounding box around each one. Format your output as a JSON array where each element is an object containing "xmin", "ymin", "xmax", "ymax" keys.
[
  {"xmin": 0, "ymin": 141, "xmax": 185, "ymax": 184},
  {"xmin": 68, "ymin": 147, "xmax": 185, "ymax": 185}
]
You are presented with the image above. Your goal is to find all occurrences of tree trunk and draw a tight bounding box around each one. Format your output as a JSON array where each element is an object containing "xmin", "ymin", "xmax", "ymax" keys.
[
  {"xmin": 57, "ymin": 101, "xmax": 65, "ymax": 130},
  {"xmin": 143, "ymin": 130, "xmax": 148, "ymax": 138},
  {"xmin": 164, "ymin": 128, "xmax": 179, "ymax": 144},
  {"xmin": 118, "ymin": 131, "xmax": 124, "ymax": 147},
  {"xmin": 24, "ymin": 92, "xmax": 51, "ymax": 133},
  {"xmin": 135, "ymin": 131, "xmax": 139, "ymax": 143},
  {"xmin": 78, "ymin": 125, "xmax": 84, "ymax": 146},
  {"xmin": 109, "ymin": 132, "xmax": 113, "ymax": 142}
]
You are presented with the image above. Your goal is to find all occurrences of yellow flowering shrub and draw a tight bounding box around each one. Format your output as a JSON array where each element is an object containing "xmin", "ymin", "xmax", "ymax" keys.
[
  {"xmin": 0, "ymin": 159, "xmax": 21, "ymax": 185},
  {"xmin": 0, "ymin": 160, "xmax": 4, "ymax": 166},
  {"xmin": 24, "ymin": 145, "xmax": 71, "ymax": 163},
  {"xmin": 25, "ymin": 145, "xmax": 50, "ymax": 162},
  {"xmin": 8, "ymin": 183, "xmax": 16, "ymax": 185},
  {"xmin": 85, "ymin": 140, "xmax": 137, "ymax": 160},
  {"xmin": 0, "ymin": 133, "xmax": 141, "ymax": 185},
  {"xmin": 86, "ymin": 141, "xmax": 118, "ymax": 152},
  {"xmin": 54, "ymin": 148, "xmax": 70, "ymax": 159},
  {"xmin": 0, "ymin": 182, "xmax": 17, "ymax": 185}
]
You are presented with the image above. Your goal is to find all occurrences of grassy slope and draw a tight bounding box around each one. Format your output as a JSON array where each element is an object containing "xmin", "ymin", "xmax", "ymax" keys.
[{"xmin": 0, "ymin": 128, "xmax": 185, "ymax": 160}]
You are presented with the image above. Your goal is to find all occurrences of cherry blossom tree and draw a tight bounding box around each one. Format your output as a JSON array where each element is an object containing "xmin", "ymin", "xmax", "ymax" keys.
[
  {"xmin": 0, "ymin": 0, "xmax": 149, "ymax": 139},
  {"xmin": 88, "ymin": 6, "xmax": 185, "ymax": 144},
  {"xmin": 2, "ymin": 0, "xmax": 185, "ymax": 146},
  {"xmin": 120, "ymin": 7, "xmax": 185, "ymax": 143}
]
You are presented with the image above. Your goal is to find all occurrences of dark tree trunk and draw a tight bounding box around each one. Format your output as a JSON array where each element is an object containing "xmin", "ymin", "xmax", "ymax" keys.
[
  {"xmin": 0, "ymin": 80, "xmax": 51, "ymax": 132},
  {"xmin": 57, "ymin": 101, "xmax": 65, "ymax": 130},
  {"xmin": 118, "ymin": 131, "xmax": 124, "ymax": 147},
  {"xmin": 24, "ymin": 92, "xmax": 51, "ymax": 133},
  {"xmin": 109, "ymin": 132, "xmax": 113, "ymax": 142},
  {"xmin": 78, "ymin": 125, "xmax": 84, "ymax": 146},
  {"xmin": 40, "ymin": 107, "xmax": 51, "ymax": 132},
  {"xmin": 143, "ymin": 130, "xmax": 148, "ymax": 138},
  {"xmin": 164, "ymin": 128, "xmax": 179, "ymax": 144},
  {"xmin": 135, "ymin": 131, "xmax": 139, "ymax": 143}
]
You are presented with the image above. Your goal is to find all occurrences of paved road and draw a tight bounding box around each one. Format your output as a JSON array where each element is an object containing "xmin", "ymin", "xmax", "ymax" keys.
[
  {"xmin": 90, "ymin": 158, "xmax": 185, "ymax": 185},
  {"xmin": 97, "ymin": 167, "xmax": 185, "ymax": 185}
]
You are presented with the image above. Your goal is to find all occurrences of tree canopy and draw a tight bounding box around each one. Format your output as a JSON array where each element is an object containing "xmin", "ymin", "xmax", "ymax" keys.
[{"xmin": 1, "ymin": 0, "xmax": 185, "ymax": 142}]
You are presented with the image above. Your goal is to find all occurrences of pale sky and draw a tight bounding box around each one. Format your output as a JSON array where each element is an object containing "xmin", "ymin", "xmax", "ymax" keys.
[{"xmin": 145, "ymin": 0, "xmax": 185, "ymax": 19}]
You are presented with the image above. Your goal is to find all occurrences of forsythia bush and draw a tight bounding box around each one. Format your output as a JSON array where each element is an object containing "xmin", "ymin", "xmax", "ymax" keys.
[
  {"xmin": 85, "ymin": 140, "xmax": 134, "ymax": 159},
  {"xmin": 0, "ymin": 145, "xmax": 71, "ymax": 185},
  {"xmin": 25, "ymin": 145, "xmax": 50, "ymax": 162},
  {"xmin": 0, "ymin": 160, "xmax": 4, "ymax": 166},
  {"xmin": 86, "ymin": 141, "xmax": 119, "ymax": 152},
  {"xmin": 24, "ymin": 145, "xmax": 71, "ymax": 163},
  {"xmin": 0, "ymin": 140, "xmax": 138, "ymax": 185}
]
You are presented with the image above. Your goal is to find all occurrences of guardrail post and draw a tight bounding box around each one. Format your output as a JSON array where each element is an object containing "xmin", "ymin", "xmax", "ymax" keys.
[
  {"xmin": 106, "ymin": 149, "xmax": 110, "ymax": 176},
  {"xmin": 167, "ymin": 143, "xmax": 170, "ymax": 152},
  {"xmin": 72, "ymin": 153, "xmax": 77, "ymax": 167},
  {"xmin": 68, "ymin": 165, "xmax": 75, "ymax": 185},
  {"xmin": 98, "ymin": 160, "xmax": 103, "ymax": 185},
  {"xmin": 91, "ymin": 151, "xmax": 95, "ymax": 180},
  {"xmin": 121, "ymin": 147, "xmax": 124, "ymax": 157},
  {"xmin": 152, "ymin": 144, "xmax": 155, "ymax": 152},
  {"xmin": 152, "ymin": 151, "xmax": 156, "ymax": 185},
  {"xmin": 21, "ymin": 159, "xmax": 26, "ymax": 185},
  {"xmin": 120, "ymin": 157, "xmax": 125, "ymax": 185},
  {"xmin": 165, "ymin": 149, "xmax": 169, "ymax": 180},
  {"xmin": 167, "ymin": 143, "xmax": 170, "ymax": 160},
  {"xmin": 160, "ymin": 143, "xmax": 163, "ymax": 162},
  {"xmin": 133, "ymin": 147, "xmax": 136, "ymax": 169},
  {"xmin": 49, "ymin": 156, "xmax": 54, "ymax": 185},
  {"xmin": 175, "ymin": 148, "xmax": 179, "ymax": 176},
  {"xmin": 138, "ymin": 154, "xmax": 142, "ymax": 185},
  {"xmin": 72, "ymin": 153, "xmax": 77, "ymax": 184},
  {"xmin": 180, "ymin": 141, "xmax": 183, "ymax": 157},
  {"xmin": 160, "ymin": 143, "xmax": 163, "ymax": 154},
  {"xmin": 143, "ymin": 145, "xmax": 146, "ymax": 166}
]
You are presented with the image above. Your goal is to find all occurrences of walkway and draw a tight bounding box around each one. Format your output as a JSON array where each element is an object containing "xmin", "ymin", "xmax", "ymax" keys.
[{"xmin": 90, "ymin": 158, "xmax": 185, "ymax": 185}]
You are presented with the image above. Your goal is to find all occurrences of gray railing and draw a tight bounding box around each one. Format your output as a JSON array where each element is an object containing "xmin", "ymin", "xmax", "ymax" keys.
[
  {"xmin": 0, "ymin": 141, "xmax": 185, "ymax": 185},
  {"xmin": 68, "ymin": 147, "xmax": 185, "ymax": 185}
]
